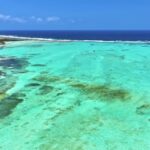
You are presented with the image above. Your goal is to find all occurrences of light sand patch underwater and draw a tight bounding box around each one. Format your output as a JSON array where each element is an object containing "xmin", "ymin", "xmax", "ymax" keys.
[{"xmin": 0, "ymin": 41, "xmax": 150, "ymax": 150}]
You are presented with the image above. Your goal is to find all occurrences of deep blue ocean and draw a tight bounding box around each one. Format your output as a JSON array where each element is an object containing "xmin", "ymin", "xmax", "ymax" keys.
[{"xmin": 0, "ymin": 30, "xmax": 150, "ymax": 41}]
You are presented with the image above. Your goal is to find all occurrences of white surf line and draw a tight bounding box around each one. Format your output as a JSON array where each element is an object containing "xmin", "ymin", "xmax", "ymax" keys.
[{"xmin": 1, "ymin": 35, "xmax": 150, "ymax": 43}]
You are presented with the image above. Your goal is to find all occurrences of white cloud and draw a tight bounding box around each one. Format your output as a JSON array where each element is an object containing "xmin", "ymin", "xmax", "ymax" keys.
[
  {"xmin": 0, "ymin": 13, "xmax": 26, "ymax": 23},
  {"xmin": 36, "ymin": 17, "xmax": 43, "ymax": 22},
  {"xmin": 0, "ymin": 13, "xmax": 61, "ymax": 24},
  {"xmin": 30, "ymin": 16, "xmax": 43, "ymax": 22},
  {"xmin": 0, "ymin": 14, "xmax": 10, "ymax": 21},
  {"xmin": 47, "ymin": 16, "xmax": 60, "ymax": 22},
  {"xmin": 12, "ymin": 17, "xmax": 26, "ymax": 23},
  {"xmin": 30, "ymin": 16, "xmax": 36, "ymax": 20},
  {"xmin": 30, "ymin": 16, "xmax": 60, "ymax": 23}
]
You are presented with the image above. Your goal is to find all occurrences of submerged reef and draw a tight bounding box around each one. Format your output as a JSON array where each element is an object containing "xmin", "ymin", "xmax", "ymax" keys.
[
  {"xmin": 70, "ymin": 82, "xmax": 130, "ymax": 101},
  {"xmin": 0, "ymin": 57, "xmax": 28, "ymax": 69},
  {"xmin": 37, "ymin": 108, "xmax": 103, "ymax": 150},
  {"xmin": 32, "ymin": 73, "xmax": 130, "ymax": 102},
  {"xmin": 0, "ymin": 55, "xmax": 29, "ymax": 119},
  {"xmin": 0, "ymin": 92, "xmax": 25, "ymax": 119},
  {"xmin": 0, "ymin": 56, "xmax": 29, "ymax": 93},
  {"xmin": 136, "ymin": 103, "xmax": 150, "ymax": 115},
  {"xmin": 0, "ymin": 70, "xmax": 6, "ymax": 77},
  {"xmin": 26, "ymin": 83, "xmax": 41, "ymax": 87},
  {"xmin": 33, "ymin": 74, "xmax": 61, "ymax": 83},
  {"xmin": 32, "ymin": 64, "xmax": 46, "ymax": 67},
  {"xmin": 0, "ymin": 77, "xmax": 16, "ymax": 94},
  {"xmin": 38, "ymin": 85, "xmax": 54, "ymax": 95},
  {"xmin": 0, "ymin": 92, "xmax": 7, "ymax": 101}
]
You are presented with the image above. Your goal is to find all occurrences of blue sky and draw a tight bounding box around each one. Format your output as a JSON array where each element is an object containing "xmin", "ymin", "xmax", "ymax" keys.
[{"xmin": 0, "ymin": 0, "xmax": 150, "ymax": 30}]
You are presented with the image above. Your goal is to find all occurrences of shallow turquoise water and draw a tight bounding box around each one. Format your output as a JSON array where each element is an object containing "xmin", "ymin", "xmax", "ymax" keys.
[{"xmin": 0, "ymin": 41, "xmax": 150, "ymax": 150}]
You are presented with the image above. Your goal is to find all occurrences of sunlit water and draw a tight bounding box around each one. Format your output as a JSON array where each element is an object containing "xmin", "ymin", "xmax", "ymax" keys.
[{"xmin": 0, "ymin": 41, "xmax": 150, "ymax": 150}]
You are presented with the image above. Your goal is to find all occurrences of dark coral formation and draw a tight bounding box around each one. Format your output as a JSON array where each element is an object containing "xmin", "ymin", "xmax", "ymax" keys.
[
  {"xmin": 0, "ymin": 57, "xmax": 28, "ymax": 69},
  {"xmin": 0, "ymin": 55, "xmax": 29, "ymax": 119},
  {"xmin": 32, "ymin": 64, "xmax": 46, "ymax": 67},
  {"xmin": 32, "ymin": 73, "xmax": 130, "ymax": 101},
  {"xmin": 0, "ymin": 92, "xmax": 6, "ymax": 101},
  {"xmin": 0, "ymin": 70, "xmax": 6, "ymax": 77},
  {"xmin": 0, "ymin": 57, "xmax": 29, "ymax": 93},
  {"xmin": 30, "ymin": 74, "xmax": 59, "ymax": 95},
  {"xmin": 70, "ymin": 82, "xmax": 130, "ymax": 101},
  {"xmin": 26, "ymin": 83, "xmax": 41, "ymax": 87},
  {"xmin": 33, "ymin": 74, "xmax": 61, "ymax": 83},
  {"xmin": 0, "ymin": 77, "xmax": 16, "ymax": 94},
  {"xmin": 0, "ymin": 92, "xmax": 25, "ymax": 119},
  {"xmin": 0, "ymin": 76, "xmax": 22, "ymax": 119},
  {"xmin": 39, "ymin": 85, "xmax": 54, "ymax": 95},
  {"xmin": 136, "ymin": 104, "xmax": 150, "ymax": 115}
]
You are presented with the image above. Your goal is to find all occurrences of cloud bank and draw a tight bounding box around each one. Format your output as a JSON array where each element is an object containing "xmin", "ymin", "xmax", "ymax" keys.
[
  {"xmin": 0, "ymin": 14, "xmax": 26, "ymax": 23},
  {"xmin": 0, "ymin": 13, "xmax": 60, "ymax": 23}
]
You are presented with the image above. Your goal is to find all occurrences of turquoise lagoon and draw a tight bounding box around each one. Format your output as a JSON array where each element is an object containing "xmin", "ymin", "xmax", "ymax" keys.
[{"xmin": 0, "ymin": 40, "xmax": 150, "ymax": 150}]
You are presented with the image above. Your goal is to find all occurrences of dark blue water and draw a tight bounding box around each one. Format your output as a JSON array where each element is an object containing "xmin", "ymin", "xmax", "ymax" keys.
[{"xmin": 0, "ymin": 30, "xmax": 150, "ymax": 41}]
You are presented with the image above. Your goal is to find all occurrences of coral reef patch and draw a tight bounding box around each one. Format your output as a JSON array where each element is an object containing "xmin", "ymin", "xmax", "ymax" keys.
[
  {"xmin": 0, "ymin": 93, "xmax": 25, "ymax": 119},
  {"xmin": 0, "ymin": 57, "xmax": 28, "ymax": 69},
  {"xmin": 136, "ymin": 103, "xmax": 150, "ymax": 115}
]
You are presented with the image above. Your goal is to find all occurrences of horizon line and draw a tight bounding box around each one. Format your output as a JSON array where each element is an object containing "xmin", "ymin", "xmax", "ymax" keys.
[{"xmin": 1, "ymin": 29, "xmax": 150, "ymax": 31}]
